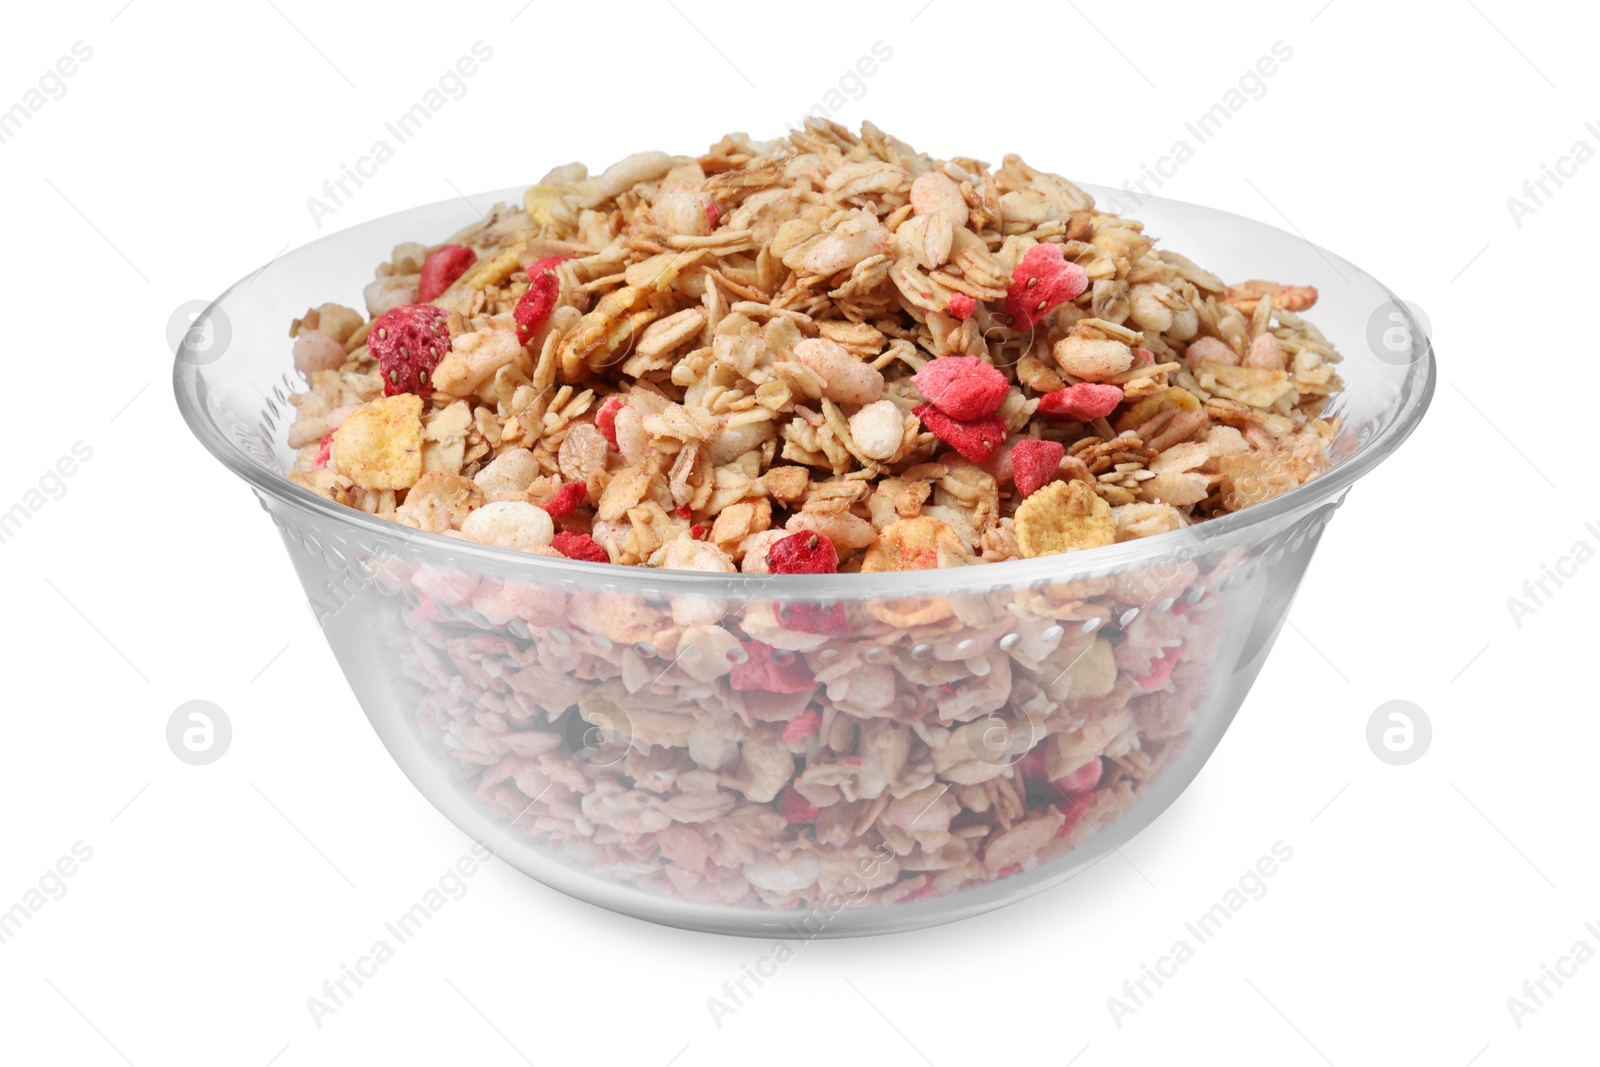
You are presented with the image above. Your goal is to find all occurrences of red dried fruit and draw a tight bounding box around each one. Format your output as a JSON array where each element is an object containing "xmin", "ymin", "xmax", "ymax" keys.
[
  {"xmin": 311, "ymin": 430, "xmax": 335, "ymax": 470},
  {"xmin": 781, "ymin": 707, "xmax": 823, "ymax": 742},
  {"xmin": 675, "ymin": 504, "xmax": 692, "ymax": 520},
  {"xmin": 417, "ymin": 244, "xmax": 477, "ymax": 302},
  {"xmin": 1010, "ymin": 439, "xmax": 1065, "ymax": 499},
  {"xmin": 910, "ymin": 355, "xmax": 1009, "ymax": 420},
  {"xmin": 690, "ymin": 523, "xmax": 707, "ymax": 540},
  {"xmin": 551, "ymin": 531, "xmax": 608, "ymax": 563},
  {"xmin": 1134, "ymin": 644, "xmax": 1182, "ymax": 690},
  {"xmin": 777, "ymin": 787, "xmax": 820, "ymax": 825},
  {"xmin": 1004, "ymin": 243, "xmax": 1089, "ymax": 332},
  {"xmin": 594, "ymin": 395, "xmax": 624, "ymax": 447},
  {"xmin": 1055, "ymin": 791, "xmax": 1097, "ymax": 838},
  {"xmin": 768, "ymin": 531, "xmax": 838, "ymax": 575},
  {"xmin": 513, "ymin": 256, "xmax": 570, "ymax": 345},
  {"xmin": 914, "ymin": 403, "xmax": 1007, "ymax": 463},
  {"xmin": 946, "ymin": 292, "xmax": 976, "ymax": 320},
  {"xmin": 370, "ymin": 304, "xmax": 451, "ymax": 397},
  {"xmin": 1052, "ymin": 757, "xmax": 1103, "ymax": 796},
  {"xmin": 1036, "ymin": 382, "xmax": 1125, "ymax": 421},
  {"xmin": 731, "ymin": 641, "xmax": 816, "ymax": 695},
  {"xmin": 705, "ymin": 202, "xmax": 722, "ymax": 226},
  {"xmin": 772, "ymin": 601, "xmax": 850, "ymax": 636},
  {"xmin": 541, "ymin": 482, "xmax": 587, "ymax": 517}
]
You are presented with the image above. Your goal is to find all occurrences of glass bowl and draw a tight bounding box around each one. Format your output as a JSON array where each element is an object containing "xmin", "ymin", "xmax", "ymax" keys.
[{"xmin": 175, "ymin": 184, "xmax": 1433, "ymax": 937}]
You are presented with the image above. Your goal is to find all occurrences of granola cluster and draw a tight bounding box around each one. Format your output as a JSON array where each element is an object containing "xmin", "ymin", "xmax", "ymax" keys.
[
  {"xmin": 284, "ymin": 120, "xmax": 1343, "ymax": 572},
  {"xmin": 275, "ymin": 120, "xmax": 1348, "ymax": 915}
]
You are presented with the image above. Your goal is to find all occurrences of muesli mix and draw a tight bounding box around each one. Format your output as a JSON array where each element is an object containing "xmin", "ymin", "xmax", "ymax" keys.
[{"xmin": 281, "ymin": 120, "xmax": 1344, "ymax": 910}]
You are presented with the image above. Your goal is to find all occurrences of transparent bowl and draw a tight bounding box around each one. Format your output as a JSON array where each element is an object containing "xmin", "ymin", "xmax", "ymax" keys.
[{"xmin": 175, "ymin": 184, "xmax": 1433, "ymax": 937}]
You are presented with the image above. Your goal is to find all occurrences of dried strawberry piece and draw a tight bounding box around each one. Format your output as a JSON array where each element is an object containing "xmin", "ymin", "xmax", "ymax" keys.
[
  {"xmin": 910, "ymin": 355, "xmax": 1009, "ymax": 420},
  {"xmin": 705, "ymin": 202, "xmax": 722, "ymax": 226},
  {"xmin": 1010, "ymin": 439, "xmax": 1065, "ymax": 499},
  {"xmin": 370, "ymin": 304, "xmax": 451, "ymax": 397},
  {"xmin": 675, "ymin": 504, "xmax": 692, "ymax": 520},
  {"xmin": 513, "ymin": 256, "xmax": 570, "ymax": 345},
  {"xmin": 1052, "ymin": 757, "xmax": 1103, "ymax": 796},
  {"xmin": 594, "ymin": 395, "xmax": 625, "ymax": 447},
  {"xmin": 417, "ymin": 244, "xmax": 477, "ymax": 302},
  {"xmin": 773, "ymin": 601, "xmax": 850, "ymax": 636},
  {"xmin": 1055, "ymin": 791, "xmax": 1097, "ymax": 838},
  {"xmin": 1005, "ymin": 243, "xmax": 1088, "ymax": 332},
  {"xmin": 690, "ymin": 523, "xmax": 707, "ymax": 540},
  {"xmin": 731, "ymin": 641, "xmax": 816, "ymax": 695},
  {"xmin": 768, "ymin": 531, "xmax": 838, "ymax": 575},
  {"xmin": 781, "ymin": 706, "xmax": 823, "ymax": 742},
  {"xmin": 541, "ymin": 482, "xmax": 587, "ymax": 517},
  {"xmin": 1134, "ymin": 644, "xmax": 1182, "ymax": 690},
  {"xmin": 946, "ymin": 292, "xmax": 976, "ymax": 319},
  {"xmin": 311, "ymin": 430, "xmax": 335, "ymax": 470},
  {"xmin": 551, "ymin": 531, "xmax": 608, "ymax": 563},
  {"xmin": 1036, "ymin": 382, "xmax": 1125, "ymax": 421},
  {"xmin": 777, "ymin": 787, "xmax": 820, "ymax": 825},
  {"xmin": 914, "ymin": 403, "xmax": 1007, "ymax": 463}
]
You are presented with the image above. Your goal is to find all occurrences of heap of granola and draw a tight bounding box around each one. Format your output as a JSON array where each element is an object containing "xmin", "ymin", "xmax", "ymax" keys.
[{"xmin": 285, "ymin": 120, "xmax": 1342, "ymax": 573}]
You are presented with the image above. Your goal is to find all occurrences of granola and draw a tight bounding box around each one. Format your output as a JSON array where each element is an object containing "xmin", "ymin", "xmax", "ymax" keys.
[
  {"xmin": 274, "ymin": 120, "xmax": 1351, "ymax": 918},
  {"xmin": 285, "ymin": 120, "xmax": 1341, "ymax": 569}
]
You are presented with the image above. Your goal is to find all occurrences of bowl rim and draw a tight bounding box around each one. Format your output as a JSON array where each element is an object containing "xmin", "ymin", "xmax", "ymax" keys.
[{"xmin": 175, "ymin": 182, "xmax": 1435, "ymax": 598}]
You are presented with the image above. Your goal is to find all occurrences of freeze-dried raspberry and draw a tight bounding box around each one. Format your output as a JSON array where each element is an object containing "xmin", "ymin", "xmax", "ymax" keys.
[
  {"xmin": 914, "ymin": 403, "xmax": 1007, "ymax": 463},
  {"xmin": 781, "ymin": 706, "xmax": 823, "ymax": 742},
  {"xmin": 1036, "ymin": 382, "xmax": 1125, "ymax": 421},
  {"xmin": 594, "ymin": 395, "xmax": 624, "ymax": 447},
  {"xmin": 731, "ymin": 641, "xmax": 815, "ymax": 695},
  {"xmin": 773, "ymin": 600, "xmax": 850, "ymax": 636},
  {"xmin": 1004, "ymin": 243, "xmax": 1089, "ymax": 332},
  {"xmin": 551, "ymin": 531, "xmax": 608, "ymax": 563},
  {"xmin": 1053, "ymin": 757, "xmax": 1103, "ymax": 796},
  {"xmin": 1055, "ymin": 791, "xmax": 1097, "ymax": 837},
  {"xmin": 1010, "ymin": 439, "xmax": 1065, "ymax": 499},
  {"xmin": 946, "ymin": 292, "xmax": 976, "ymax": 319},
  {"xmin": 541, "ymin": 482, "xmax": 587, "ymax": 517},
  {"xmin": 417, "ymin": 244, "xmax": 477, "ymax": 302},
  {"xmin": 513, "ymin": 256, "xmax": 570, "ymax": 345},
  {"xmin": 910, "ymin": 355, "xmax": 1009, "ymax": 420},
  {"xmin": 777, "ymin": 787, "xmax": 820, "ymax": 825},
  {"xmin": 705, "ymin": 202, "xmax": 722, "ymax": 226},
  {"xmin": 675, "ymin": 504, "xmax": 692, "ymax": 520},
  {"xmin": 311, "ymin": 430, "xmax": 334, "ymax": 470},
  {"xmin": 690, "ymin": 524, "xmax": 707, "ymax": 540},
  {"xmin": 768, "ymin": 531, "xmax": 838, "ymax": 575},
  {"xmin": 1134, "ymin": 644, "xmax": 1182, "ymax": 690},
  {"xmin": 370, "ymin": 304, "xmax": 451, "ymax": 398}
]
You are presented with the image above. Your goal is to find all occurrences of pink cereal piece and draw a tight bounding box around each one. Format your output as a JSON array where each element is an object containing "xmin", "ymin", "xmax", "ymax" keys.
[
  {"xmin": 1036, "ymin": 382, "xmax": 1125, "ymax": 421},
  {"xmin": 1010, "ymin": 439, "xmax": 1065, "ymax": 499},
  {"xmin": 781, "ymin": 707, "xmax": 823, "ymax": 743},
  {"xmin": 1004, "ymin": 243, "xmax": 1089, "ymax": 332},
  {"xmin": 1134, "ymin": 644, "xmax": 1182, "ymax": 690},
  {"xmin": 910, "ymin": 355, "xmax": 1010, "ymax": 420},
  {"xmin": 946, "ymin": 292, "xmax": 976, "ymax": 320},
  {"xmin": 777, "ymin": 787, "xmax": 820, "ymax": 825}
]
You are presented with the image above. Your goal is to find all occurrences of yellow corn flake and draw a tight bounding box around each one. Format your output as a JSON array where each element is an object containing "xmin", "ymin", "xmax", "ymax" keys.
[
  {"xmin": 332, "ymin": 394, "xmax": 424, "ymax": 490},
  {"xmin": 1014, "ymin": 480, "xmax": 1115, "ymax": 558},
  {"xmin": 523, "ymin": 184, "xmax": 561, "ymax": 226},
  {"xmin": 860, "ymin": 516, "xmax": 962, "ymax": 572}
]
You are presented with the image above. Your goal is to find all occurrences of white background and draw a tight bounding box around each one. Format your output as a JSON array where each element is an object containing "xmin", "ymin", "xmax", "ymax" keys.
[{"xmin": 1, "ymin": 1, "xmax": 1594, "ymax": 1063}]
